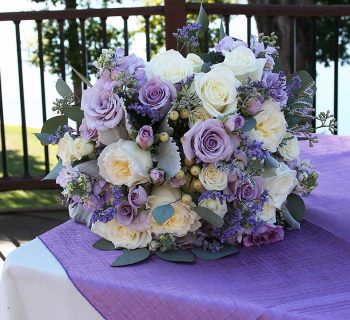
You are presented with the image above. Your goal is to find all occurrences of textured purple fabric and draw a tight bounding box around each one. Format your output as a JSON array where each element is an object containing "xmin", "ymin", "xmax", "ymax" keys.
[{"xmin": 39, "ymin": 134, "xmax": 350, "ymax": 320}]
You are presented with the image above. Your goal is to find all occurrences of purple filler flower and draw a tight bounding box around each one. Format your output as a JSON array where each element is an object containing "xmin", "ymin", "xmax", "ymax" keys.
[
  {"xmin": 81, "ymin": 71, "xmax": 124, "ymax": 131},
  {"xmin": 224, "ymin": 114, "xmax": 245, "ymax": 132},
  {"xmin": 128, "ymin": 185, "xmax": 148, "ymax": 208},
  {"xmin": 150, "ymin": 168, "xmax": 165, "ymax": 185},
  {"xmin": 138, "ymin": 77, "xmax": 177, "ymax": 117},
  {"xmin": 225, "ymin": 176, "xmax": 264, "ymax": 202},
  {"xmin": 215, "ymin": 36, "xmax": 247, "ymax": 53},
  {"xmin": 114, "ymin": 201, "xmax": 137, "ymax": 226},
  {"xmin": 136, "ymin": 125, "xmax": 154, "ymax": 149},
  {"xmin": 182, "ymin": 119, "xmax": 235, "ymax": 163},
  {"xmin": 242, "ymin": 224, "xmax": 284, "ymax": 247},
  {"xmin": 262, "ymin": 71, "xmax": 288, "ymax": 105}
]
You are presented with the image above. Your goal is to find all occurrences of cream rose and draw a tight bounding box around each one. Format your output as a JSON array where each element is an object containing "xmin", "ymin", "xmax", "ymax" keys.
[
  {"xmin": 278, "ymin": 133, "xmax": 300, "ymax": 162},
  {"xmin": 57, "ymin": 132, "xmax": 76, "ymax": 165},
  {"xmin": 186, "ymin": 53, "xmax": 204, "ymax": 73},
  {"xmin": 98, "ymin": 139, "xmax": 153, "ymax": 187},
  {"xmin": 147, "ymin": 185, "xmax": 181, "ymax": 209},
  {"xmin": 198, "ymin": 198, "xmax": 228, "ymax": 219},
  {"xmin": 247, "ymin": 99, "xmax": 287, "ymax": 152},
  {"xmin": 195, "ymin": 66, "xmax": 240, "ymax": 117},
  {"xmin": 146, "ymin": 49, "xmax": 193, "ymax": 84},
  {"xmin": 263, "ymin": 163, "xmax": 298, "ymax": 209},
  {"xmin": 199, "ymin": 164, "xmax": 228, "ymax": 191},
  {"xmin": 72, "ymin": 137, "xmax": 94, "ymax": 161},
  {"xmin": 91, "ymin": 220, "xmax": 152, "ymax": 250},
  {"xmin": 188, "ymin": 106, "xmax": 212, "ymax": 128},
  {"xmin": 151, "ymin": 200, "xmax": 201, "ymax": 237},
  {"xmin": 258, "ymin": 199, "xmax": 277, "ymax": 224},
  {"xmin": 223, "ymin": 46, "xmax": 266, "ymax": 81}
]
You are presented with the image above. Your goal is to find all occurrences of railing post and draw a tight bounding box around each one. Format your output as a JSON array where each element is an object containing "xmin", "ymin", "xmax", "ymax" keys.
[{"xmin": 164, "ymin": 0, "xmax": 186, "ymax": 50}]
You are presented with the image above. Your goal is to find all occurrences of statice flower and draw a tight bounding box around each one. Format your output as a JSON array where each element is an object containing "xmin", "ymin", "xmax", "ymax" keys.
[
  {"xmin": 112, "ymin": 185, "xmax": 125, "ymax": 207},
  {"xmin": 198, "ymin": 191, "xmax": 226, "ymax": 205},
  {"xmin": 90, "ymin": 206, "xmax": 116, "ymax": 224},
  {"xmin": 245, "ymin": 140, "xmax": 269, "ymax": 160},
  {"xmin": 173, "ymin": 22, "xmax": 201, "ymax": 51},
  {"xmin": 286, "ymin": 75, "xmax": 302, "ymax": 98},
  {"xmin": 294, "ymin": 160, "xmax": 319, "ymax": 195},
  {"xmin": 49, "ymin": 125, "xmax": 75, "ymax": 144},
  {"xmin": 127, "ymin": 104, "xmax": 162, "ymax": 123}
]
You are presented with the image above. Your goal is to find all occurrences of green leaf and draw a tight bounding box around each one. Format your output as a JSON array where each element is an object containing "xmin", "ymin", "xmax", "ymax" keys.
[
  {"xmin": 193, "ymin": 207, "xmax": 224, "ymax": 228},
  {"xmin": 192, "ymin": 245, "xmax": 239, "ymax": 260},
  {"xmin": 56, "ymin": 78, "xmax": 74, "ymax": 99},
  {"xmin": 219, "ymin": 19, "xmax": 225, "ymax": 39},
  {"xmin": 34, "ymin": 132, "xmax": 51, "ymax": 145},
  {"xmin": 272, "ymin": 56, "xmax": 286, "ymax": 73},
  {"xmin": 92, "ymin": 238, "xmax": 116, "ymax": 251},
  {"xmin": 111, "ymin": 248, "xmax": 150, "ymax": 267},
  {"xmin": 62, "ymin": 105, "xmax": 84, "ymax": 124},
  {"xmin": 264, "ymin": 155, "xmax": 279, "ymax": 168},
  {"xmin": 156, "ymin": 250, "xmax": 195, "ymax": 263},
  {"xmin": 73, "ymin": 67, "xmax": 92, "ymax": 88},
  {"xmin": 197, "ymin": 52, "xmax": 224, "ymax": 64},
  {"xmin": 43, "ymin": 160, "xmax": 63, "ymax": 180},
  {"xmin": 196, "ymin": 3, "xmax": 209, "ymax": 37},
  {"xmin": 285, "ymin": 193, "xmax": 306, "ymax": 223},
  {"xmin": 41, "ymin": 116, "xmax": 68, "ymax": 134},
  {"xmin": 152, "ymin": 204, "xmax": 174, "ymax": 225},
  {"xmin": 241, "ymin": 117, "xmax": 257, "ymax": 132}
]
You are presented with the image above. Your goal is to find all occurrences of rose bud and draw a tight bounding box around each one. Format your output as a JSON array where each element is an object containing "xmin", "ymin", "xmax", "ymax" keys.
[{"xmin": 136, "ymin": 125, "xmax": 154, "ymax": 149}]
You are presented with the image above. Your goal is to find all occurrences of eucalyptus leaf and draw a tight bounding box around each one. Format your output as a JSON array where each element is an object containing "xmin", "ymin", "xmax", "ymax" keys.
[
  {"xmin": 195, "ymin": 3, "xmax": 209, "ymax": 37},
  {"xmin": 152, "ymin": 204, "xmax": 174, "ymax": 225},
  {"xmin": 111, "ymin": 248, "xmax": 150, "ymax": 267},
  {"xmin": 156, "ymin": 250, "xmax": 195, "ymax": 263},
  {"xmin": 219, "ymin": 19, "xmax": 225, "ymax": 39},
  {"xmin": 193, "ymin": 207, "xmax": 224, "ymax": 228},
  {"xmin": 281, "ymin": 204, "xmax": 300, "ymax": 230},
  {"xmin": 41, "ymin": 115, "xmax": 68, "ymax": 134},
  {"xmin": 62, "ymin": 105, "xmax": 84, "ymax": 124},
  {"xmin": 192, "ymin": 245, "xmax": 239, "ymax": 260},
  {"xmin": 285, "ymin": 193, "xmax": 306, "ymax": 223},
  {"xmin": 73, "ymin": 67, "xmax": 92, "ymax": 88},
  {"xmin": 264, "ymin": 155, "xmax": 279, "ymax": 168},
  {"xmin": 56, "ymin": 78, "xmax": 74, "ymax": 99},
  {"xmin": 33, "ymin": 132, "xmax": 51, "ymax": 145},
  {"xmin": 241, "ymin": 117, "xmax": 257, "ymax": 132},
  {"xmin": 92, "ymin": 238, "xmax": 116, "ymax": 251},
  {"xmin": 42, "ymin": 160, "xmax": 63, "ymax": 180}
]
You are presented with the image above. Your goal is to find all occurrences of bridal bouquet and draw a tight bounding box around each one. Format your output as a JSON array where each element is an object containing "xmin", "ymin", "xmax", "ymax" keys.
[{"xmin": 36, "ymin": 8, "xmax": 321, "ymax": 266}]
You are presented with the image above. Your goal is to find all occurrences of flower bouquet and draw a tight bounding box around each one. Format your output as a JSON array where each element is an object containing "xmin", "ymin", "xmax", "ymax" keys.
[{"xmin": 36, "ymin": 7, "xmax": 324, "ymax": 266}]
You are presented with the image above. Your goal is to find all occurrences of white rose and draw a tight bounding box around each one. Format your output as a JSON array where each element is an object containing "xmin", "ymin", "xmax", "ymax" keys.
[
  {"xmin": 198, "ymin": 198, "xmax": 228, "ymax": 219},
  {"xmin": 263, "ymin": 163, "xmax": 298, "ymax": 209},
  {"xmin": 188, "ymin": 106, "xmax": 212, "ymax": 128},
  {"xmin": 146, "ymin": 49, "xmax": 193, "ymax": 84},
  {"xmin": 278, "ymin": 133, "xmax": 300, "ymax": 162},
  {"xmin": 72, "ymin": 137, "xmax": 94, "ymax": 160},
  {"xmin": 91, "ymin": 220, "xmax": 152, "ymax": 250},
  {"xmin": 199, "ymin": 164, "xmax": 228, "ymax": 191},
  {"xmin": 147, "ymin": 185, "xmax": 181, "ymax": 209},
  {"xmin": 98, "ymin": 139, "xmax": 153, "ymax": 187},
  {"xmin": 57, "ymin": 132, "xmax": 76, "ymax": 165},
  {"xmin": 258, "ymin": 200, "xmax": 277, "ymax": 224},
  {"xmin": 186, "ymin": 53, "xmax": 204, "ymax": 73},
  {"xmin": 151, "ymin": 200, "xmax": 201, "ymax": 237},
  {"xmin": 223, "ymin": 46, "xmax": 266, "ymax": 81},
  {"xmin": 195, "ymin": 66, "xmax": 240, "ymax": 117},
  {"xmin": 247, "ymin": 99, "xmax": 287, "ymax": 152}
]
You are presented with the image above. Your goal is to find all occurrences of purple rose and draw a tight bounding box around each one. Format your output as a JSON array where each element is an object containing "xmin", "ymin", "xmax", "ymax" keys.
[
  {"xmin": 128, "ymin": 211, "xmax": 151, "ymax": 232},
  {"xmin": 150, "ymin": 168, "xmax": 165, "ymax": 185},
  {"xmin": 242, "ymin": 224, "xmax": 284, "ymax": 247},
  {"xmin": 242, "ymin": 96, "xmax": 264, "ymax": 116},
  {"xmin": 136, "ymin": 125, "xmax": 154, "ymax": 149},
  {"xmin": 224, "ymin": 114, "xmax": 245, "ymax": 132},
  {"xmin": 182, "ymin": 119, "xmax": 235, "ymax": 163},
  {"xmin": 169, "ymin": 176, "xmax": 186, "ymax": 188},
  {"xmin": 138, "ymin": 77, "xmax": 177, "ymax": 116},
  {"xmin": 114, "ymin": 201, "xmax": 137, "ymax": 226},
  {"xmin": 234, "ymin": 149, "xmax": 248, "ymax": 169},
  {"xmin": 262, "ymin": 72, "xmax": 288, "ymax": 105},
  {"xmin": 215, "ymin": 36, "xmax": 247, "ymax": 53},
  {"xmin": 79, "ymin": 119, "xmax": 98, "ymax": 141},
  {"xmin": 128, "ymin": 185, "xmax": 148, "ymax": 208},
  {"xmin": 81, "ymin": 71, "xmax": 124, "ymax": 131},
  {"xmin": 225, "ymin": 176, "xmax": 264, "ymax": 202}
]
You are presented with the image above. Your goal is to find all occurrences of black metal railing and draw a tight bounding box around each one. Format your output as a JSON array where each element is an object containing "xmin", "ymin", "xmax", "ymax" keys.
[{"xmin": 0, "ymin": 2, "xmax": 350, "ymax": 192}]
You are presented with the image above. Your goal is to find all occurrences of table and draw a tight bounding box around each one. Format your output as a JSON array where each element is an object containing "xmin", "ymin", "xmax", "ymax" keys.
[{"xmin": 1, "ymin": 134, "xmax": 350, "ymax": 320}]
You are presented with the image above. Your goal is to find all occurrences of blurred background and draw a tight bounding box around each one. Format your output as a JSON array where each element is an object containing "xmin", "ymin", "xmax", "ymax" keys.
[{"xmin": 0, "ymin": 0, "xmax": 349, "ymax": 264}]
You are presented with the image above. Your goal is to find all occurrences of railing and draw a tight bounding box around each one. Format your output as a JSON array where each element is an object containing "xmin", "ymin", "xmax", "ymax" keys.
[{"xmin": 0, "ymin": 1, "xmax": 349, "ymax": 192}]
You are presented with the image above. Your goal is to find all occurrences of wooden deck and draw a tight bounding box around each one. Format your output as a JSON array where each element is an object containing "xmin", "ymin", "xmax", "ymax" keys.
[{"xmin": 0, "ymin": 209, "xmax": 69, "ymax": 271}]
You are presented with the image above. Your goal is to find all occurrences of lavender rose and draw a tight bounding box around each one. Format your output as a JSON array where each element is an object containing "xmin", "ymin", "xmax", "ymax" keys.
[
  {"xmin": 81, "ymin": 71, "xmax": 124, "ymax": 131},
  {"xmin": 224, "ymin": 114, "xmax": 245, "ymax": 132},
  {"xmin": 79, "ymin": 119, "xmax": 98, "ymax": 141},
  {"xmin": 182, "ymin": 119, "xmax": 235, "ymax": 163},
  {"xmin": 138, "ymin": 77, "xmax": 177, "ymax": 116},
  {"xmin": 225, "ymin": 176, "xmax": 264, "ymax": 202},
  {"xmin": 136, "ymin": 125, "xmax": 154, "ymax": 149},
  {"xmin": 128, "ymin": 185, "xmax": 148, "ymax": 208},
  {"xmin": 241, "ymin": 96, "xmax": 264, "ymax": 116},
  {"xmin": 150, "ymin": 168, "xmax": 165, "ymax": 185},
  {"xmin": 242, "ymin": 224, "xmax": 284, "ymax": 247},
  {"xmin": 115, "ymin": 201, "xmax": 137, "ymax": 226}
]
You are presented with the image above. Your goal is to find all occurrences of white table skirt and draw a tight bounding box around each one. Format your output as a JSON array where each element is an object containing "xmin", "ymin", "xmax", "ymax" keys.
[{"xmin": 0, "ymin": 238, "xmax": 103, "ymax": 320}]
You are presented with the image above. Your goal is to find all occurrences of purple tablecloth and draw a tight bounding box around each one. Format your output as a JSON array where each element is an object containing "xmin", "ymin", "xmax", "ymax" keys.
[{"xmin": 39, "ymin": 134, "xmax": 350, "ymax": 320}]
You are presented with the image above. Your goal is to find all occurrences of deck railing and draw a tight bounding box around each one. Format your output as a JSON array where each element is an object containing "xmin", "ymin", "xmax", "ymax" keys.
[{"xmin": 0, "ymin": 1, "xmax": 350, "ymax": 192}]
